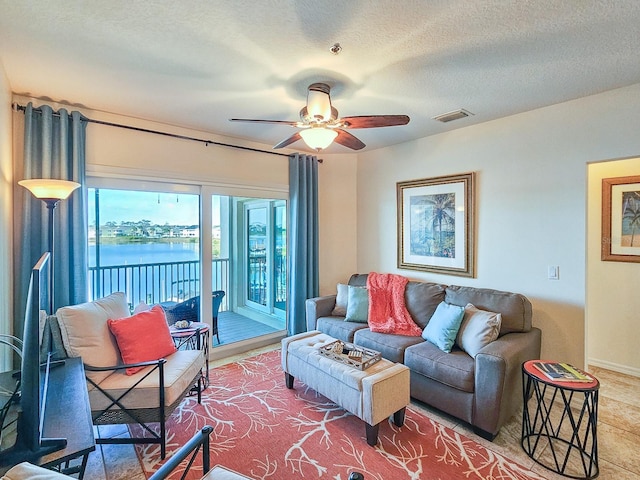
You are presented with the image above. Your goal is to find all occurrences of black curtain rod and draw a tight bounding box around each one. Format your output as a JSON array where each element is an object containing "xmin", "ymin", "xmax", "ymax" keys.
[{"xmin": 14, "ymin": 103, "xmax": 323, "ymax": 162}]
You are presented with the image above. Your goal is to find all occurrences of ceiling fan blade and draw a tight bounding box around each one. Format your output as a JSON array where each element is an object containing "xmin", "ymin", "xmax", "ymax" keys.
[
  {"xmin": 273, "ymin": 132, "xmax": 302, "ymax": 149},
  {"xmin": 229, "ymin": 118, "xmax": 299, "ymax": 126},
  {"xmin": 340, "ymin": 115, "xmax": 410, "ymax": 129},
  {"xmin": 334, "ymin": 129, "xmax": 366, "ymax": 150}
]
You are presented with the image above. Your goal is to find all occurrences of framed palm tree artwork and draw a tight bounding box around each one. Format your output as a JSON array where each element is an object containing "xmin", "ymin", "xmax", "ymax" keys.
[
  {"xmin": 397, "ymin": 172, "xmax": 475, "ymax": 277},
  {"xmin": 602, "ymin": 175, "xmax": 640, "ymax": 262}
]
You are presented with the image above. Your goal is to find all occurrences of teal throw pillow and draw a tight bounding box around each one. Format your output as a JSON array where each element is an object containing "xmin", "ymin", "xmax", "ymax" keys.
[
  {"xmin": 422, "ymin": 301, "xmax": 465, "ymax": 353},
  {"xmin": 344, "ymin": 286, "xmax": 369, "ymax": 323}
]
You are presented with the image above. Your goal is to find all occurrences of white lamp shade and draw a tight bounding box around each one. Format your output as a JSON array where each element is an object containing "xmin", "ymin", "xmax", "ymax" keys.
[
  {"xmin": 306, "ymin": 89, "xmax": 332, "ymax": 121},
  {"xmin": 19, "ymin": 179, "xmax": 81, "ymax": 200},
  {"xmin": 300, "ymin": 128, "xmax": 338, "ymax": 150}
]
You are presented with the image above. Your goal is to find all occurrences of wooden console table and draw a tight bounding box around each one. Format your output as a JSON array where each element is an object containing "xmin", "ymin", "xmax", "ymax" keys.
[{"xmin": 0, "ymin": 357, "xmax": 95, "ymax": 479}]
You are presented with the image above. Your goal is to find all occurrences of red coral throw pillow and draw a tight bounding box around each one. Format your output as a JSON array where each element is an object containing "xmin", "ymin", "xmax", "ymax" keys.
[{"xmin": 107, "ymin": 305, "xmax": 177, "ymax": 375}]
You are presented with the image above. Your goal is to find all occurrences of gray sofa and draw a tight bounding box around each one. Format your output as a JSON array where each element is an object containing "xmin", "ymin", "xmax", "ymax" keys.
[{"xmin": 305, "ymin": 274, "xmax": 541, "ymax": 440}]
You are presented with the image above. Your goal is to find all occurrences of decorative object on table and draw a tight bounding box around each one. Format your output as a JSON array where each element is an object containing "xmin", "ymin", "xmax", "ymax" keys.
[
  {"xmin": 531, "ymin": 361, "xmax": 593, "ymax": 382},
  {"xmin": 397, "ymin": 172, "xmax": 475, "ymax": 277},
  {"xmin": 173, "ymin": 320, "xmax": 192, "ymax": 329},
  {"xmin": 133, "ymin": 350, "xmax": 542, "ymax": 480},
  {"xmin": 521, "ymin": 360, "xmax": 599, "ymax": 479},
  {"xmin": 18, "ymin": 178, "xmax": 81, "ymax": 312},
  {"xmin": 601, "ymin": 174, "xmax": 640, "ymax": 262},
  {"xmin": 319, "ymin": 339, "xmax": 381, "ymax": 370}
]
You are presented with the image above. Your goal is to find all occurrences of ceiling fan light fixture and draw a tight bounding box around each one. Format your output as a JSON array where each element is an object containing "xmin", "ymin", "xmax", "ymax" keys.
[
  {"xmin": 307, "ymin": 83, "xmax": 332, "ymax": 121},
  {"xmin": 300, "ymin": 127, "xmax": 337, "ymax": 150}
]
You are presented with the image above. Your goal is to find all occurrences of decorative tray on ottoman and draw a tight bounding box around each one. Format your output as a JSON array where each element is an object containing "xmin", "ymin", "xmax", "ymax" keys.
[{"xmin": 319, "ymin": 340, "xmax": 382, "ymax": 370}]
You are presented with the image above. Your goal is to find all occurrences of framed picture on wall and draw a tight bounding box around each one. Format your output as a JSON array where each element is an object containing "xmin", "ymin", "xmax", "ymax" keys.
[
  {"xmin": 397, "ymin": 172, "xmax": 475, "ymax": 277},
  {"xmin": 602, "ymin": 175, "xmax": 640, "ymax": 262}
]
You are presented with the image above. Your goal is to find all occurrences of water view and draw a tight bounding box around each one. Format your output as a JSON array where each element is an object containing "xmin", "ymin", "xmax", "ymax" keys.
[{"xmin": 89, "ymin": 242, "xmax": 199, "ymax": 267}]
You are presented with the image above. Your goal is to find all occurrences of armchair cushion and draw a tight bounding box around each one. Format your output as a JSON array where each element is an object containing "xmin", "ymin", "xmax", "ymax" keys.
[
  {"xmin": 56, "ymin": 292, "xmax": 129, "ymax": 384},
  {"xmin": 88, "ymin": 350, "xmax": 203, "ymax": 411},
  {"xmin": 203, "ymin": 466, "xmax": 253, "ymax": 480},
  {"xmin": 2, "ymin": 462, "xmax": 72, "ymax": 479},
  {"xmin": 108, "ymin": 305, "xmax": 177, "ymax": 375}
]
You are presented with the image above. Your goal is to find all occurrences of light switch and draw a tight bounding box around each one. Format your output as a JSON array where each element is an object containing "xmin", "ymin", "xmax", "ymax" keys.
[{"xmin": 547, "ymin": 265, "xmax": 559, "ymax": 280}]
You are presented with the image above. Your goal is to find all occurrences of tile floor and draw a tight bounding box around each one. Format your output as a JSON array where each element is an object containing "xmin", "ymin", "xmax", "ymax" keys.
[{"xmin": 81, "ymin": 348, "xmax": 640, "ymax": 480}]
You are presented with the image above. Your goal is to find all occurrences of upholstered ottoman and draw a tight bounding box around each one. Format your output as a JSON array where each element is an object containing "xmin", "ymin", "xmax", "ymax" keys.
[{"xmin": 281, "ymin": 330, "xmax": 410, "ymax": 446}]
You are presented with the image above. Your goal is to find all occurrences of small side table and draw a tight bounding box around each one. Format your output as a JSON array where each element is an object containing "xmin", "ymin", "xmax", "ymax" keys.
[
  {"xmin": 521, "ymin": 360, "xmax": 599, "ymax": 479},
  {"xmin": 170, "ymin": 322, "xmax": 210, "ymax": 390}
]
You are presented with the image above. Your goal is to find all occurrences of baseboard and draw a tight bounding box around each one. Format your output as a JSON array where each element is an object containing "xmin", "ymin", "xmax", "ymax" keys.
[{"xmin": 588, "ymin": 358, "xmax": 640, "ymax": 378}]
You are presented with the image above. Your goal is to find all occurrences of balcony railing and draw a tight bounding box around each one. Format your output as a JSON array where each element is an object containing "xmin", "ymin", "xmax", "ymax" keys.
[{"xmin": 89, "ymin": 259, "xmax": 230, "ymax": 310}]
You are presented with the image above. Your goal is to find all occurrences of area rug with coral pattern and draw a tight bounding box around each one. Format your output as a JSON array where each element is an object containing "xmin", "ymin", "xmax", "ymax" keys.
[{"xmin": 133, "ymin": 350, "xmax": 542, "ymax": 479}]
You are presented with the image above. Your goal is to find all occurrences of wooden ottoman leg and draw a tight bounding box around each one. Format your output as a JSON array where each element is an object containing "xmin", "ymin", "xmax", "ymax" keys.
[
  {"xmin": 285, "ymin": 372, "xmax": 295, "ymax": 389},
  {"xmin": 366, "ymin": 422, "xmax": 380, "ymax": 446},
  {"xmin": 393, "ymin": 407, "xmax": 406, "ymax": 427}
]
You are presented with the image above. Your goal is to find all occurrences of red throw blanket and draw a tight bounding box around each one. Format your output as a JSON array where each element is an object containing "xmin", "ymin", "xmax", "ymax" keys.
[{"xmin": 367, "ymin": 272, "xmax": 423, "ymax": 336}]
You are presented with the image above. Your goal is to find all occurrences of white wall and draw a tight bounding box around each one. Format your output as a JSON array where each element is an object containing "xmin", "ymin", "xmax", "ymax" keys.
[
  {"xmin": 357, "ymin": 83, "xmax": 640, "ymax": 369},
  {"xmin": 0, "ymin": 63, "xmax": 13, "ymax": 343},
  {"xmin": 587, "ymin": 157, "xmax": 640, "ymax": 376}
]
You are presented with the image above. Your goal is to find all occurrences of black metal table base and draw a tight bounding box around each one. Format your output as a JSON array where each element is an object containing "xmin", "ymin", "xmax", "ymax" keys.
[{"xmin": 521, "ymin": 364, "xmax": 599, "ymax": 479}]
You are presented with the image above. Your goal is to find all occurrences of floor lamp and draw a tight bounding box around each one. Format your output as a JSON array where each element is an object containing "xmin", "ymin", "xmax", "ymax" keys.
[{"xmin": 18, "ymin": 178, "xmax": 81, "ymax": 313}]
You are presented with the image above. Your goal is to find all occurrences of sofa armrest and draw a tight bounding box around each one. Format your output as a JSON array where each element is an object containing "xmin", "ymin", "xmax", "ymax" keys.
[
  {"xmin": 305, "ymin": 295, "xmax": 337, "ymax": 331},
  {"xmin": 473, "ymin": 327, "xmax": 542, "ymax": 436}
]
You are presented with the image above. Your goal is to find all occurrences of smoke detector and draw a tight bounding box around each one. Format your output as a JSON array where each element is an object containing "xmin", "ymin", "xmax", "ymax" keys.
[{"xmin": 432, "ymin": 109, "xmax": 474, "ymax": 123}]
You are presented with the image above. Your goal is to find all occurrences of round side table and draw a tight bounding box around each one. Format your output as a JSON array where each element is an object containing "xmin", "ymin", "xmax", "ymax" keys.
[
  {"xmin": 170, "ymin": 322, "xmax": 210, "ymax": 390},
  {"xmin": 521, "ymin": 360, "xmax": 599, "ymax": 479}
]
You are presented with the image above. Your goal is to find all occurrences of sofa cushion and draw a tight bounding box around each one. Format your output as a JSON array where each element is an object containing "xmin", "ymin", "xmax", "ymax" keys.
[
  {"xmin": 56, "ymin": 292, "xmax": 129, "ymax": 384},
  {"xmin": 88, "ymin": 350, "xmax": 202, "ymax": 411},
  {"xmin": 404, "ymin": 341, "xmax": 475, "ymax": 393},
  {"xmin": 331, "ymin": 283, "xmax": 349, "ymax": 316},
  {"xmin": 455, "ymin": 303, "xmax": 502, "ymax": 357},
  {"xmin": 445, "ymin": 285, "xmax": 532, "ymax": 335},
  {"xmin": 353, "ymin": 329, "xmax": 424, "ymax": 363},
  {"xmin": 344, "ymin": 285, "xmax": 369, "ymax": 323},
  {"xmin": 107, "ymin": 305, "xmax": 177, "ymax": 375},
  {"xmin": 405, "ymin": 281, "xmax": 446, "ymax": 329},
  {"xmin": 421, "ymin": 302, "xmax": 465, "ymax": 353},
  {"xmin": 316, "ymin": 317, "xmax": 368, "ymax": 342}
]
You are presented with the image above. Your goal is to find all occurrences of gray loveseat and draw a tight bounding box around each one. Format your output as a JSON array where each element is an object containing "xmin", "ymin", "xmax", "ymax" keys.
[{"xmin": 305, "ymin": 274, "xmax": 541, "ymax": 440}]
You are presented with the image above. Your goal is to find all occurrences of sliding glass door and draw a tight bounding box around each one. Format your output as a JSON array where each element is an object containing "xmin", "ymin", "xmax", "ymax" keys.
[
  {"xmin": 243, "ymin": 200, "xmax": 286, "ymax": 320},
  {"xmin": 88, "ymin": 180, "xmax": 287, "ymax": 347}
]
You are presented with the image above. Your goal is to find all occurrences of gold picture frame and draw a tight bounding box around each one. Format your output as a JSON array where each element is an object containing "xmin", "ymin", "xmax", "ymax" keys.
[
  {"xmin": 397, "ymin": 172, "xmax": 475, "ymax": 277},
  {"xmin": 601, "ymin": 175, "xmax": 640, "ymax": 262}
]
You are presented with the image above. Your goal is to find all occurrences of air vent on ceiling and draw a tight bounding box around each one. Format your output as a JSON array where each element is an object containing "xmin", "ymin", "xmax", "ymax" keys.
[{"xmin": 432, "ymin": 109, "xmax": 474, "ymax": 123}]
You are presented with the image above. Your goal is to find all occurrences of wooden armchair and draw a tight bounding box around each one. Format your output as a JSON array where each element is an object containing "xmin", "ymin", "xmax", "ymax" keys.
[{"xmin": 53, "ymin": 293, "xmax": 204, "ymax": 459}]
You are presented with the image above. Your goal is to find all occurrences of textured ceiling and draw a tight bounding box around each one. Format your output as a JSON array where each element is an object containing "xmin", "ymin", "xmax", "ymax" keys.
[{"xmin": 2, "ymin": 1, "xmax": 640, "ymax": 153}]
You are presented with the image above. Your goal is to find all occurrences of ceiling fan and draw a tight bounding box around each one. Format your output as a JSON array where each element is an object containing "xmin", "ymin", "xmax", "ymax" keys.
[{"xmin": 229, "ymin": 83, "xmax": 410, "ymax": 151}]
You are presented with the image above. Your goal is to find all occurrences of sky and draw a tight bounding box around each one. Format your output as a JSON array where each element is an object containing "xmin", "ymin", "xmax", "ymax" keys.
[{"xmin": 88, "ymin": 189, "xmax": 220, "ymax": 226}]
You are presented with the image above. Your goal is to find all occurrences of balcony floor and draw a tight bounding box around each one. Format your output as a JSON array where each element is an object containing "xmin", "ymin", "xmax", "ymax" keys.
[{"xmin": 214, "ymin": 311, "xmax": 284, "ymax": 346}]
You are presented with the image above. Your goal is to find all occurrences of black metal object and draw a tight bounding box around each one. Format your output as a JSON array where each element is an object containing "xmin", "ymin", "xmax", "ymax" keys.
[
  {"xmin": 521, "ymin": 362, "xmax": 599, "ymax": 479},
  {"xmin": 85, "ymin": 357, "xmax": 202, "ymax": 460},
  {"xmin": 149, "ymin": 426, "xmax": 212, "ymax": 480}
]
